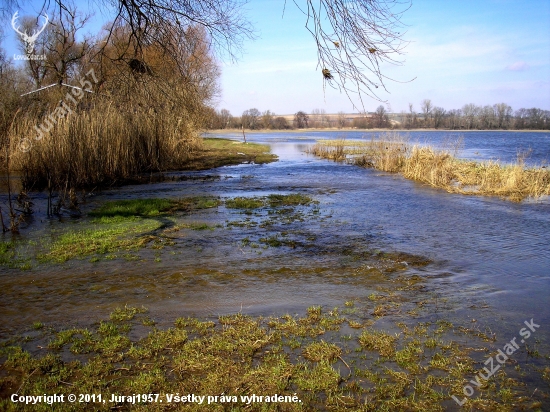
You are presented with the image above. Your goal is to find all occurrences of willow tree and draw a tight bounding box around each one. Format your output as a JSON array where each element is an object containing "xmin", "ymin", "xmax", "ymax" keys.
[{"xmin": 2, "ymin": 0, "xmax": 411, "ymax": 108}]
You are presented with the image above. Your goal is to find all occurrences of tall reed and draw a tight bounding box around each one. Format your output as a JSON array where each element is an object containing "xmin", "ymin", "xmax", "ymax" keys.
[
  {"xmin": 9, "ymin": 99, "xmax": 203, "ymax": 191},
  {"xmin": 310, "ymin": 133, "xmax": 550, "ymax": 201}
]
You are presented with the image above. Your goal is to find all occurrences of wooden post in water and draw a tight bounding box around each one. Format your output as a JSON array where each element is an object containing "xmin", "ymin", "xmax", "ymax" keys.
[{"xmin": 241, "ymin": 125, "xmax": 247, "ymax": 143}]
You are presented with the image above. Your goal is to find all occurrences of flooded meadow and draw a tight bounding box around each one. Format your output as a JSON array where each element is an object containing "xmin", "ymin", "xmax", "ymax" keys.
[{"xmin": 0, "ymin": 131, "xmax": 549, "ymax": 410}]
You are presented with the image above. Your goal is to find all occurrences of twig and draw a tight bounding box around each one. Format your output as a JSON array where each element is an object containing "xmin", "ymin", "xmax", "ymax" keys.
[
  {"xmin": 338, "ymin": 355, "xmax": 352, "ymax": 379},
  {"xmin": 16, "ymin": 368, "xmax": 39, "ymax": 394}
]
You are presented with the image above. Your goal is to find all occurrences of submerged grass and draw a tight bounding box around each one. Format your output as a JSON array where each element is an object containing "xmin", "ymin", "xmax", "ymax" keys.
[
  {"xmin": 1, "ymin": 193, "xmax": 318, "ymax": 266},
  {"xmin": 90, "ymin": 196, "xmax": 221, "ymax": 219},
  {"xmin": 0, "ymin": 304, "xmax": 545, "ymax": 411},
  {"xmin": 37, "ymin": 217, "xmax": 162, "ymax": 263},
  {"xmin": 225, "ymin": 194, "xmax": 315, "ymax": 209},
  {"xmin": 1, "ymin": 196, "xmax": 222, "ymax": 266},
  {"xmin": 310, "ymin": 133, "xmax": 550, "ymax": 201},
  {"xmin": 225, "ymin": 197, "xmax": 266, "ymax": 209}
]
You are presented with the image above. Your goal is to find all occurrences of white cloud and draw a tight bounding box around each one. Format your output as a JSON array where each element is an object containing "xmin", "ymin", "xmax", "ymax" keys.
[{"xmin": 506, "ymin": 61, "xmax": 529, "ymax": 71}]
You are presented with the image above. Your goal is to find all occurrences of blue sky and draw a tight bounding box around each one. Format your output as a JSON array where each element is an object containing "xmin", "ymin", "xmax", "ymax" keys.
[
  {"xmin": 3, "ymin": 0, "xmax": 549, "ymax": 115},
  {"xmin": 219, "ymin": 0, "xmax": 550, "ymax": 115}
]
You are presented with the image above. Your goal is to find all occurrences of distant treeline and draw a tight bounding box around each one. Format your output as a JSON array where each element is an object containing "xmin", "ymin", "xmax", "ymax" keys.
[{"xmin": 207, "ymin": 101, "xmax": 550, "ymax": 130}]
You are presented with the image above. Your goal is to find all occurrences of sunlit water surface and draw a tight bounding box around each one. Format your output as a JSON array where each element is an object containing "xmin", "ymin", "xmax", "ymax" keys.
[{"xmin": 0, "ymin": 131, "xmax": 549, "ymax": 349}]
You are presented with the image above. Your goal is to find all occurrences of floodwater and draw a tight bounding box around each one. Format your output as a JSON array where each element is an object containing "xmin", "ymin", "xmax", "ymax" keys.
[{"xmin": 1, "ymin": 130, "xmax": 549, "ymax": 349}]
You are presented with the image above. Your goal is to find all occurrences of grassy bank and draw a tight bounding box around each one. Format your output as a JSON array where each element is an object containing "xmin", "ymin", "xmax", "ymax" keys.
[
  {"xmin": 309, "ymin": 134, "xmax": 550, "ymax": 202},
  {"xmin": 179, "ymin": 138, "xmax": 277, "ymax": 170},
  {"xmin": 1, "ymin": 303, "xmax": 546, "ymax": 411}
]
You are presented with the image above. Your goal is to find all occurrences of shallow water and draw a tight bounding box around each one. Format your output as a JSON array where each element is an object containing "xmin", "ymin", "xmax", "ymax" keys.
[{"xmin": 0, "ymin": 131, "xmax": 549, "ymax": 347}]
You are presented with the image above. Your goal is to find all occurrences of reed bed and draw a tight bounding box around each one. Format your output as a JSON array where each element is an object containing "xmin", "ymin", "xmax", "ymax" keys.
[{"xmin": 310, "ymin": 133, "xmax": 550, "ymax": 201}]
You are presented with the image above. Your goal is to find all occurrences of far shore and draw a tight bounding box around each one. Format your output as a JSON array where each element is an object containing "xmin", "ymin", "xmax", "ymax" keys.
[{"xmin": 206, "ymin": 128, "xmax": 550, "ymax": 134}]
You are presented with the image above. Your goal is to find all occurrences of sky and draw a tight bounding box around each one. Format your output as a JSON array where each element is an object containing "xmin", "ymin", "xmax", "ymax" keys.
[
  {"xmin": 2, "ymin": 0, "xmax": 549, "ymax": 115},
  {"xmin": 218, "ymin": 0, "xmax": 550, "ymax": 115}
]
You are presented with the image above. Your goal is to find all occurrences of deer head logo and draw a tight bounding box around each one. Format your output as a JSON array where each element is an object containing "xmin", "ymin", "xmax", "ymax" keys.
[{"xmin": 11, "ymin": 11, "xmax": 49, "ymax": 55}]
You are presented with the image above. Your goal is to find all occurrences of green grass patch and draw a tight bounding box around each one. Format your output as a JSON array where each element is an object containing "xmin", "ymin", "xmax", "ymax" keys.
[
  {"xmin": 0, "ymin": 241, "xmax": 15, "ymax": 265},
  {"xmin": 0, "ymin": 240, "xmax": 32, "ymax": 269},
  {"xmin": 181, "ymin": 138, "xmax": 278, "ymax": 170},
  {"xmin": 90, "ymin": 196, "xmax": 220, "ymax": 219},
  {"xmin": 37, "ymin": 218, "xmax": 162, "ymax": 263},
  {"xmin": 110, "ymin": 304, "xmax": 148, "ymax": 322},
  {"xmin": 4, "ymin": 197, "xmax": 222, "ymax": 266},
  {"xmin": 358, "ymin": 329, "xmax": 398, "ymax": 358},
  {"xmin": 225, "ymin": 197, "xmax": 265, "ymax": 209},
  {"xmin": 302, "ymin": 340, "xmax": 342, "ymax": 362}
]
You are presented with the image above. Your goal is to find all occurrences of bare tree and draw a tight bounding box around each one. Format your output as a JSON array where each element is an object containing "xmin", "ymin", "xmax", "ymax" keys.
[
  {"xmin": 432, "ymin": 106, "xmax": 446, "ymax": 129},
  {"xmin": 310, "ymin": 108, "xmax": 323, "ymax": 128},
  {"xmin": 219, "ymin": 109, "xmax": 232, "ymax": 128},
  {"xmin": 273, "ymin": 116, "xmax": 290, "ymax": 129},
  {"xmin": 242, "ymin": 108, "xmax": 261, "ymax": 129},
  {"xmin": 0, "ymin": 27, "xmax": 8, "ymax": 77},
  {"xmin": 421, "ymin": 99, "xmax": 432, "ymax": 127},
  {"xmin": 45, "ymin": 6, "xmax": 92, "ymax": 85},
  {"xmin": 526, "ymin": 108, "xmax": 547, "ymax": 129},
  {"xmin": 494, "ymin": 103, "xmax": 512, "ymax": 129},
  {"xmin": 336, "ymin": 111, "xmax": 347, "ymax": 128},
  {"xmin": 261, "ymin": 110, "xmax": 274, "ymax": 129},
  {"xmin": 294, "ymin": 111, "xmax": 309, "ymax": 128},
  {"xmin": 479, "ymin": 105, "xmax": 496, "ymax": 129},
  {"xmin": 374, "ymin": 105, "xmax": 389, "ymax": 128},
  {"xmin": 446, "ymin": 109, "xmax": 462, "ymax": 130},
  {"xmin": 462, "ymin": 103, "xmax": 480, "ymax": 129},
  {"xmin": 405, "ymin": 103, "xmax": 417, "ymax": 129}
]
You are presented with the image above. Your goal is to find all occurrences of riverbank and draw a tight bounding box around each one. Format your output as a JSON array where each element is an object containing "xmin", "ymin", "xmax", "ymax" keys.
[{"xmin": 179, "ymin": 138, "xmax": 277, "ymax": 170}]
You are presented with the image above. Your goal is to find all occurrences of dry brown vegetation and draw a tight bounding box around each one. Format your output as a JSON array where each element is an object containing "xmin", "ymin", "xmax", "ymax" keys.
[
  {"xmin": 309, "ymin": 133, "xmax": 550, "ymax": 202},
  {"xmin": 1, "ymin": 15, "xmax": 219, "ymax": 197}
]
